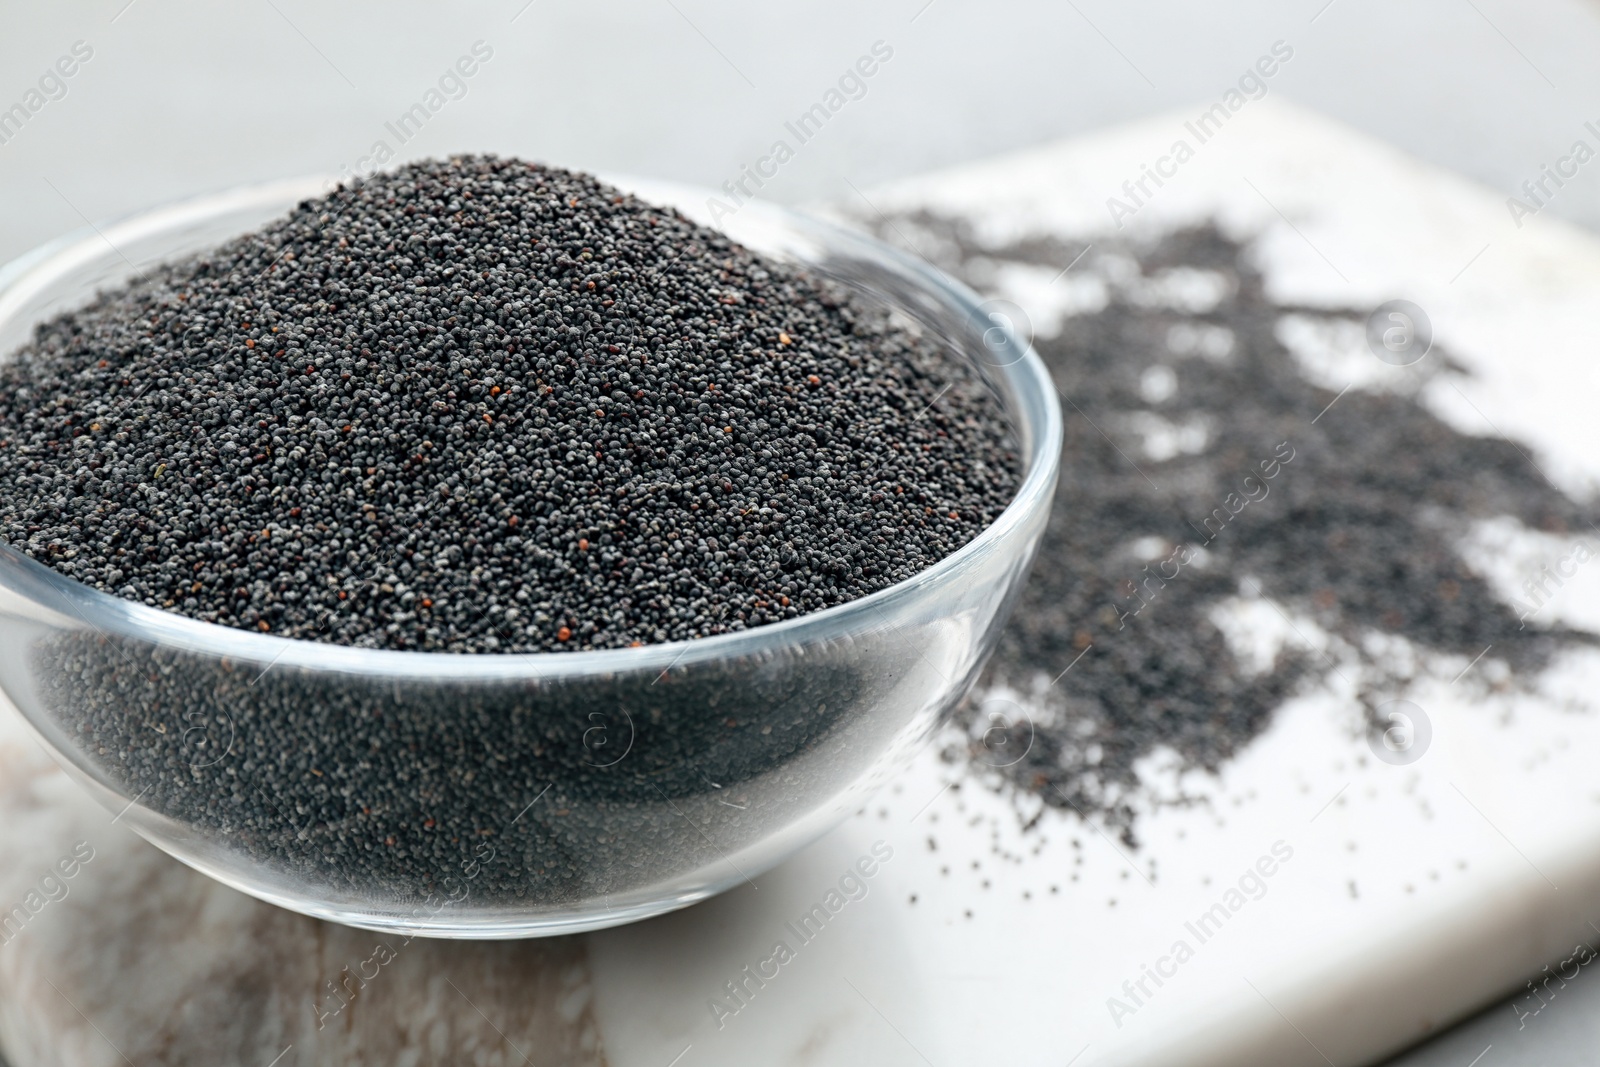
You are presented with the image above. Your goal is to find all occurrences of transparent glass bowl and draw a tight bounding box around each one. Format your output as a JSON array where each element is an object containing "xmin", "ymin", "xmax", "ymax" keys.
[{"xmin": 0, "ymin": 177, "xmax": 1061, "ymax": 937}]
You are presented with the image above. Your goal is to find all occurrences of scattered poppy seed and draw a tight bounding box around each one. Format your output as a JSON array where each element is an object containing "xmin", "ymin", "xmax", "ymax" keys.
[{"xmin": 912, "ymin": 219, "xmax": 1600, "ymax": 845}]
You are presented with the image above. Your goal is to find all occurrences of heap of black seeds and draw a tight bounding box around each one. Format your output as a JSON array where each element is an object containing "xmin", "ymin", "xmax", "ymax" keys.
[
  {"xmin": 869, "ymin": 216, "xmax": 1598, "ymax": 843},
  {"xmin": 37, "ymin": 626, "xmax": 898, "ymax": 907},
  {"xmin": 0, "ymin": 156, "xmax": 1016, "ymax": 653}
]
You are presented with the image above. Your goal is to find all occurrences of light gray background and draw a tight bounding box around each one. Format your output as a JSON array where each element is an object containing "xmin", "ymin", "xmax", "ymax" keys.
[
  {"xmin": 4, "ymin": 1, "xmax": 1600, "ymax": 1062},
  {"xmin": 5, "ymin": 0, "xmax": 1600, "ymax": 266}
]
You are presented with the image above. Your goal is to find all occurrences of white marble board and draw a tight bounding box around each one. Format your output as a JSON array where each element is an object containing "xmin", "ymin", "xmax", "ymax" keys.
[{"xmin": 5, "ymin": 99, "xmax": 1600, "ymax": 1067}]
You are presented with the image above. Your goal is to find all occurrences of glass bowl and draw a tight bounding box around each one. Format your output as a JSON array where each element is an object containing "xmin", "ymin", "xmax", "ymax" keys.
[{"xmin": 0, "ymin": 176, "xmax": 1061, "ymax": 938}]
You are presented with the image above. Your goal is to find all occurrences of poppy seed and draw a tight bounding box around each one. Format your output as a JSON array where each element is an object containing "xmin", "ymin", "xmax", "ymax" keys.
[{"xmin": 0, "ymin": 156, "xmax": 1018, "ymax": 653}]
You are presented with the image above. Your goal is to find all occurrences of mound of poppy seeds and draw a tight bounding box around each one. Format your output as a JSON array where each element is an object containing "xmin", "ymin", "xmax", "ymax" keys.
[{"xmin": 0, "ymin": 155, "xmax": 1016, "ymax": 653}]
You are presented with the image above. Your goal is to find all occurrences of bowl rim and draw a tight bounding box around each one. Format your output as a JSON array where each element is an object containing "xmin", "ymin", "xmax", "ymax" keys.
[{"xmin": 0, "ymin": 174, "xmax": 1063, "ymax": 681}]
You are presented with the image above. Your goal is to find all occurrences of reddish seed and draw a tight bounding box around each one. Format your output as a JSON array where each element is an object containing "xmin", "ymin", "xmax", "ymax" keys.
[
  {"xmin": 577, "ymin": 538, "xmax": 589, "ymax": 551},
  {"xmin": 557, "ymin": 626, "xmax": 572, "ymax": 641}
]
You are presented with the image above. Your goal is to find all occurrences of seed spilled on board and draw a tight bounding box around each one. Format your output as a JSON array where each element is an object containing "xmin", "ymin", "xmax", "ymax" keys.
[{"xmin": 873, "ymin": 218, "xmax": 1600, "ymax": 844}]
